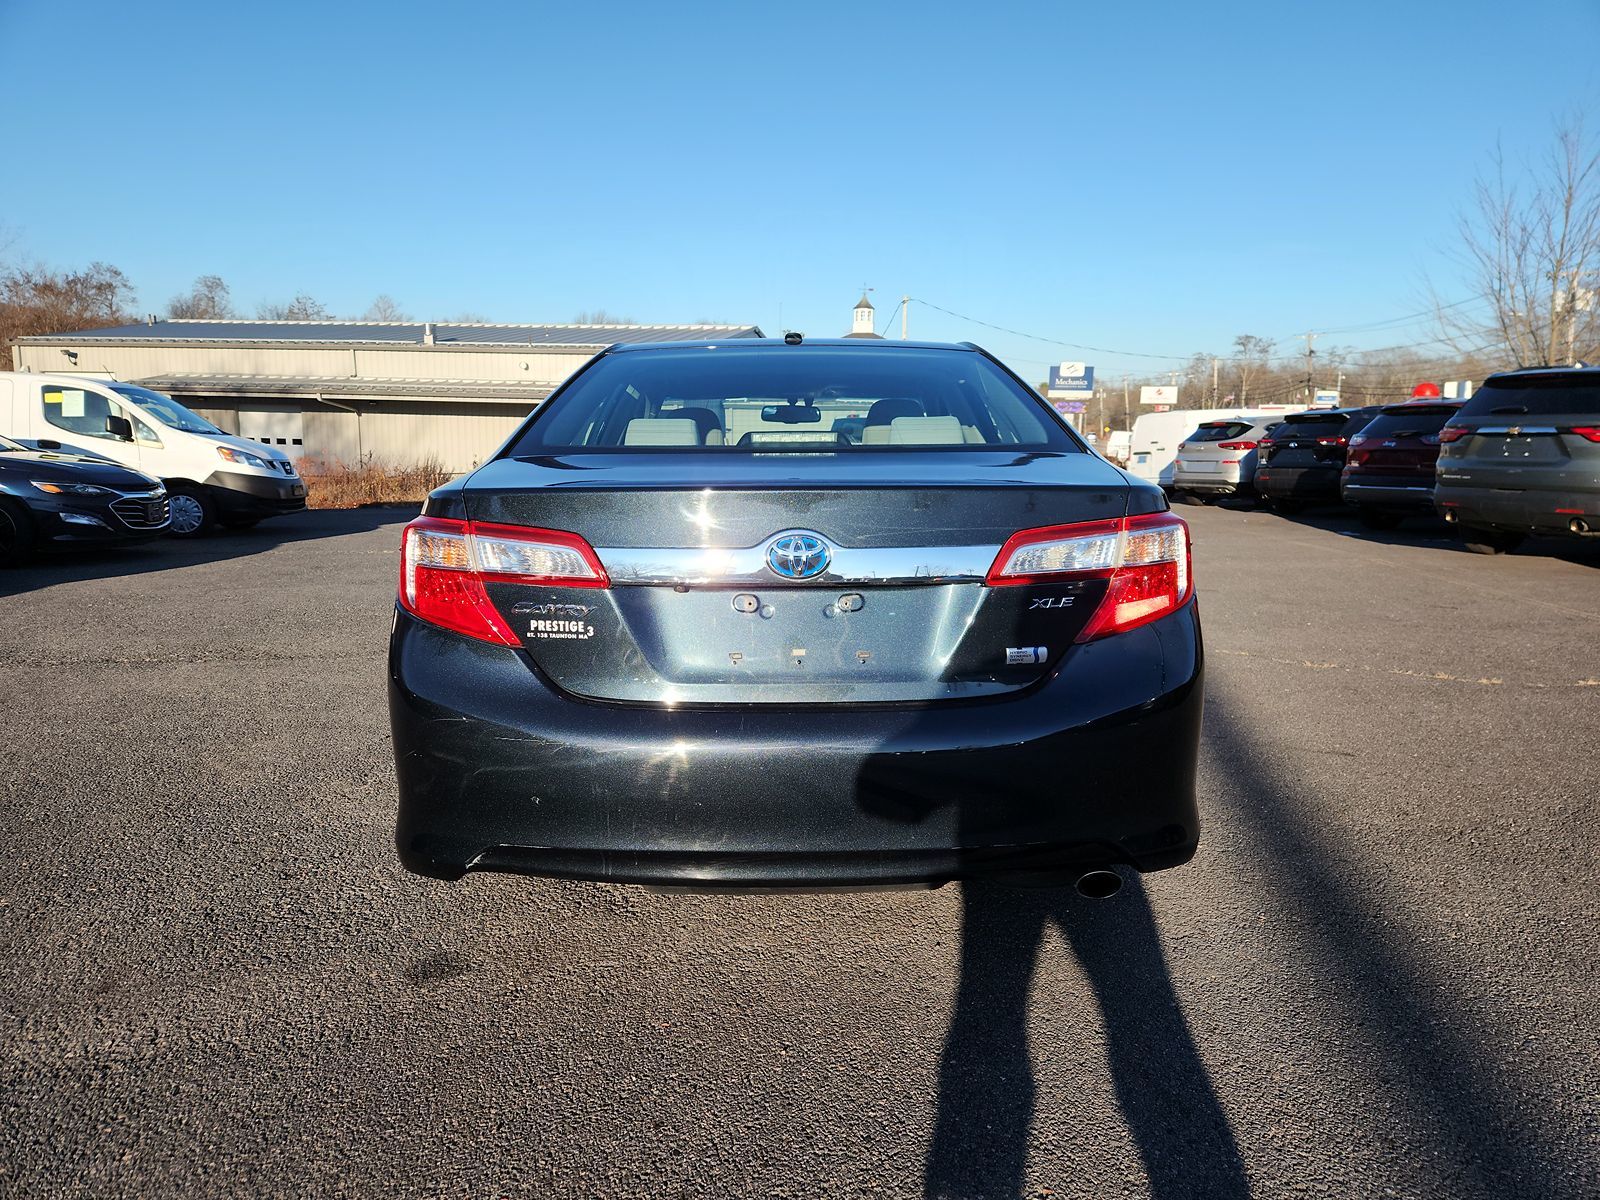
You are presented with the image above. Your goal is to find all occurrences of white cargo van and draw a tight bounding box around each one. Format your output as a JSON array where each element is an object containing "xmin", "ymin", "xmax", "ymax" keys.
[
  {"xmin": 1127, "ymin": 405, "xmax": 1305, "ymax": 487},
  {"xmin": 0, "ymin": 373, "xmax": 306, "ymax": 536}
]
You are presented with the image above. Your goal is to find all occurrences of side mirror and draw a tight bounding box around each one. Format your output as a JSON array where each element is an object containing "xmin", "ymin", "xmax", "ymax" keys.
[
  {"xmin": 106, "ymin": 414, "xmax": 134, "ymax": 441},
  {"xmin": 36, "ymin": 438, "xmax": 62, "ymax": 450}
]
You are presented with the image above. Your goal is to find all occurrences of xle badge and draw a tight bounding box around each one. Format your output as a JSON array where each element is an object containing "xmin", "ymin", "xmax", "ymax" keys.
[
  {"xmin": 1029, "ymin": 596, "xmax": 1075, "ymax": 610},
  {"xmin": 1005, "ymin": 646, "xmax": 1048, "ymax": 665}
]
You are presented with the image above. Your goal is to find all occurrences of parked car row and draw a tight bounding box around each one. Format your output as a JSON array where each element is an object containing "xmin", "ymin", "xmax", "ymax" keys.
[
  {"xmin": 0, "ymin": 372, "xmax": 307, "ymax": 564},
  {"xmin": 1171, "ymin": 364, "xmax": 1600, "ymax": 555}
]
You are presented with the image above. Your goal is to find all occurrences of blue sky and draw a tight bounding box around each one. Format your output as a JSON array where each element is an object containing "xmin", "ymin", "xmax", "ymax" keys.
[{"xmin": 4, "ymin": 0, "xmax": 1597, "ymax": 379}]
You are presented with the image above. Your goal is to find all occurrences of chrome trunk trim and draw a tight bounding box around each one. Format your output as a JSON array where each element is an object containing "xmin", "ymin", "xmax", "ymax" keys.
[{"xmin": 595, "ymin": 543, "xmax": 1001, "ymax": 586}]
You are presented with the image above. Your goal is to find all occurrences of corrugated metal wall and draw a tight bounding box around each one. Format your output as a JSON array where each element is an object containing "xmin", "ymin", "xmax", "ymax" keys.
[{"xmin": 191, "ymin": 398, "xmax": 530, "ymax": 473}]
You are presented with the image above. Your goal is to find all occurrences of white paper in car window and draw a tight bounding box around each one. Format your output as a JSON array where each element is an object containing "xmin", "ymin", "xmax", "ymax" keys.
[{"xmin": 60, "ymin": 391, "xmax": 87, "ymax": 418}]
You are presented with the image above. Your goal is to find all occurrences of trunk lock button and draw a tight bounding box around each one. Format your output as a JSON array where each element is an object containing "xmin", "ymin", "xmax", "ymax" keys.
[
  {"xmin": 837, "ymin": 593, "xmax": 864, "ymax": 612},
  {"xmin": 731, "ymin": 593, "xmax": 760, "ymax": 614}
]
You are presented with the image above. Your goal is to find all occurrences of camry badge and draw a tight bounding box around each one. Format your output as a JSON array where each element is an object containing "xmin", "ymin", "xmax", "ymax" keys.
[{"xmin": 765, "ymin": 531, "xmax": 832, "ymax": 580}]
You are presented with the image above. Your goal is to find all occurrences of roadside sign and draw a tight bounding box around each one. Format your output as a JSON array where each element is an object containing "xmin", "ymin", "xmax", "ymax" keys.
[
  {"xmin": 1312, "ymin": 390, "xmax": 1341, "ymax": 408},
  {"xmin": 1139, "ymin": 385, "xmax": 1178, "ymax": 406},
  {"xmin": 1052, "ymin": 400, "xmax": 1087, "ymax": 414},
  {"xmin": 1048, "ymin": 362, "xmax": 1094, "ymax": 393}
]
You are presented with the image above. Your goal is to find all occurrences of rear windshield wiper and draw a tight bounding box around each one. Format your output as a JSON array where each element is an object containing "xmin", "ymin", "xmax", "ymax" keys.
[{"xmin": 1488, "ymin": 405, "xmax": 1529, "ymax": 414}]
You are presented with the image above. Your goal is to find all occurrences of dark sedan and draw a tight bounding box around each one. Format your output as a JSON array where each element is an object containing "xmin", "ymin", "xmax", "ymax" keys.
[
  {"xmin": 388, "ymin": 339, "xmax": 1202, "ymax": 891},
  {"xmin": 0, "ymin": 433, "xmax": 169, "ymax": 565}
]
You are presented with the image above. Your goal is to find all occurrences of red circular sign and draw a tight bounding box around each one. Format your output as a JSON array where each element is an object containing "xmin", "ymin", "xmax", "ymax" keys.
[{"xmin": 1411, "ymin": 381, "xmax": 1443, "ymax": 399}]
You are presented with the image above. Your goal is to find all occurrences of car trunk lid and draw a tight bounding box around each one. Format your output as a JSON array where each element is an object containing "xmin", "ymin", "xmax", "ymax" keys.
[{"xmin": 463, "ymin": 450, "xmax": 1138, "ymax": 704}]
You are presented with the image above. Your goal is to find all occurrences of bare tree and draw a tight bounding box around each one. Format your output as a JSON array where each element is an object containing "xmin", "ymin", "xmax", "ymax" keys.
[
  {"xmin": 447, "ymin": 311, "xmax": 489, "ymax": 323},
  {"xmin": 168, "ymin": 274, "xmax": 235, "ymax": 319},
  {"xmin": 363, "ymin": 294, "xmax": 410, "ymax": 321},
  {"xmin": 1439, "ymin": 114, "xmax": 1600, "ymax": 367},
  {"xmin": 0, "ymin": 261, "xmax": 136, "ymax": 369},
  {"xmin": 1231, "ymin": 334, "xmax": 1275, "ymax": 402},
  {"xmin": 571, "ymin": 309, "xmax": 635, "ymax": 324},
  {"xmin": 259, "ymin": 292, "xmax": 331, "ymax": 320}
]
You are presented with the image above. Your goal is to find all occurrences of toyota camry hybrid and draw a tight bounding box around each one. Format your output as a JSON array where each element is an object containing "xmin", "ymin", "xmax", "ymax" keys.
[{"xmin": 388, "ymin": 338, "xmax": 1202, "ymax": 889}]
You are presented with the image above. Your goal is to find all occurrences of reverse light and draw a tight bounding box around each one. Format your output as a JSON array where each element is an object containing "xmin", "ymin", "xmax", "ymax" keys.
[
  {"xmin": 1316, "ymin": 436, "xmax": 1349, "ymax": 447},
  {"xmin": 1438, "ymin": 425, "xmax": 1472, "ymax": 444},
  {"xmin": 987, "ymin": 513, "xmax": 1193, "ymax": 641},
  {"xmin": 399, "ymin": 516, "xmax": 608, "ymax": 646}
]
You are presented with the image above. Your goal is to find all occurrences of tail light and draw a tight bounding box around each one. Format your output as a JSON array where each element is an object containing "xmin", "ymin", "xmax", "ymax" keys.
[
  {"xmin": 1217, "ymin": 440, "xmax": 1258, "ymax": 450},
  {"xmin": 1566, "ymin": 426, "xmax": 1600, "ymax": 443},
  {"xmin": 1421, "ymin": 434, "xmax": 1442, "ymax": 445},
  {"xmin": 399, "ymin": 516, "xmax": 608, "ymax": 646},
  {"xmin": 986, "ymin": 513, "xmax": 1193, "ymax": 641},
  {"xmin": 1438, "ymin": 425, "xmax": 1472, "ymax": 444},
  {"xmin": 1346, "ymin": 448, "xmax": 1369, "ymax": 466},
  {"xmin": 1316, "ymin": 436, "xmax": 1348, "ymax": 447}
]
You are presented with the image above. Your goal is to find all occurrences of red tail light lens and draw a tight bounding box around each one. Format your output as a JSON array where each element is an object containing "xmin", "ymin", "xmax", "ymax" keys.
[
  {"xmin": 1346, "ymin": 449, "xmax": 1369, "ymax": 466},
  {"xmin": 1567, "ymin": 426, "xmax": 1600, "ymax": 443},
  {"xmin": 1217, "ymin": 440, "xmax": 1258, "ymax": 450},
  {"xmin": 1438, "ymin": 425, "xmax": 1472, "ymax": 444},
  {"xmin": 1316, "ymin": 436, "xmax": 1349, "ymax": 446},
  {"xmin": 986, "ymin": 513, "xmax": 1193, "ymax": 641},
  {"xmin": 399, "ymin": 516, "xmax": 608, "ymax": 646}
]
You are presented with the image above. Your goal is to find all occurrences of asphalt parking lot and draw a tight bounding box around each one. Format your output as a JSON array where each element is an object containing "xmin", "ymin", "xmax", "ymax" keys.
[{"xmin": 1, "ymin": 504, "xmax": 1596, "ymax": 1199}]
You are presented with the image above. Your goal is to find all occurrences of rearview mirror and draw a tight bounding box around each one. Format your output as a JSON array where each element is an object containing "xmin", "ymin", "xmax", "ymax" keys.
[
  {"xmin": 761, "ymin": 404, "xmax": 821, "ymax": 424},
  {"xmin": 106, "ymin": 415, "xmax": 134, "ymax": 441}
]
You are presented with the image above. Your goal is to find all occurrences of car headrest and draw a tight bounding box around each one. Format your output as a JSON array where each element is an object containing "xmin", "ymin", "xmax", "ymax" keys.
[
  {"xmin": 865, "ymin": 398, "xmax": 925, "ymax": 426},
  {"xmin": 623, "ymin": 418, "xmax": 701, "ymax": 446}
]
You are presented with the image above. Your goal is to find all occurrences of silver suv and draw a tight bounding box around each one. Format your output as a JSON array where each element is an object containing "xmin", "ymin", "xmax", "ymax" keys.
[
  {"xmin": 1435, "ymin": 366, "xmax": 1600, "ymax": 553},
  {"xmin": 1172, "ymin": 418, "xmax": 1275, "ymax": 501}
]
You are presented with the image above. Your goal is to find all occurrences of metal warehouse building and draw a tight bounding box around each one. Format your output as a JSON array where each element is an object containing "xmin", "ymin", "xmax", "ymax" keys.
[{"xmin": 11, "ymin": 319, "xmax": 764, "ymax": 473}]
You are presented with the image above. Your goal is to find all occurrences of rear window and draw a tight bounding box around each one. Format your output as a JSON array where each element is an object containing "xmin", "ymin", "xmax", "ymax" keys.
[
  {"xmin": 1457, "ymin": 375, "xmax": 1600, "ymax": 420},
  {"xmin": 1185, "ymin": 421, "xmax": 1253, "ymax": 442},
  {"xmin": 506, "ymin": 346, "xmax": 1080, "ymax": 453},
  {"xmin": 1279, "ymin": 414, "xmax": 1347, "ymax": 436},
  {"xmin": 1357, "ymin": 405, "xmax": 1459, "ymax": 439}
]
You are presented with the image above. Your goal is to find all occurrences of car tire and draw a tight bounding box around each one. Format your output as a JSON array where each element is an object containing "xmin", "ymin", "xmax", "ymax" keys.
[
  {"xmin": 0, "ymin": 499, "xmax": 36, "ymax": 567},
  {"xmin": 1460, "ymin": 528, "xmax": 1525, "ymax": 555},
  {"xmin": 167, "ymin": 487, "xmax": 217, "ymax": 538},
  {"xmin": 1358, "ymin": 510, "xmax": 1402, "ymax": 531},
  {"xmin": 1176, "ymin": 491, "xmax": 1207, "ymax": 506}
]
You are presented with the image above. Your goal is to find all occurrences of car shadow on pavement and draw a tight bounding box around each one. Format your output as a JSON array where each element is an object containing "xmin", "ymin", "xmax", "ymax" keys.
[
  {"xmin": 0, "ymin": 506, "xmax": 415, "ymax": 597},
  {"xmin": 1237, "ymin": 504, "xmax": 1600, "ymax": 566},
  {"xmin": 923, "ymin": 879, "xmax": 1248, "ymax": 1200},
  {"xmin": 1201, "ymin": 688, "xmax": 1575, "ymax": 1196}
]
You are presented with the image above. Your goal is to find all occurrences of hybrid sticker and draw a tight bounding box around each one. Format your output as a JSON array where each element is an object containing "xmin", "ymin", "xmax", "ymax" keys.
[{"xmin": 1005, "ymin": 646, "xmax": 1049, "ymax": 665}]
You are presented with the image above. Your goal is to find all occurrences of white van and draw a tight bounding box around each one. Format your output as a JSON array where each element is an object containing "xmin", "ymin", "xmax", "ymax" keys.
[
  {"xmin": 0, "ymin": 373, "xmax": 306, "ymax": 536},
  {"xmin": 1127, "ymin": 405, "xmax": 1305, "ymax": 487}
]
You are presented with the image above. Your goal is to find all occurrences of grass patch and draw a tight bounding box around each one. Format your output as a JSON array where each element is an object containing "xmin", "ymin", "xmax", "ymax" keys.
[{"xmin": 299, "ymin": 455, "xmax": 452, "ymax": 510}]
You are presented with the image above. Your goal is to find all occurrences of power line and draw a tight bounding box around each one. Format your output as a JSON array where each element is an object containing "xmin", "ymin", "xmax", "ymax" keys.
[{"xmin": 908, "ymin": 298, "xmax": 1196, "ymax": 362}]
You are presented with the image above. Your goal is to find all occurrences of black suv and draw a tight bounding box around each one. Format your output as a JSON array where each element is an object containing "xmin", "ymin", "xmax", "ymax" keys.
[
  {"xmin": 1435, "ymin": 366, "xmax": 1600, "ymax": 553},
  {"xmin": 1254, "ymin": 407, "xmax": 1384, "ymax": 513}
]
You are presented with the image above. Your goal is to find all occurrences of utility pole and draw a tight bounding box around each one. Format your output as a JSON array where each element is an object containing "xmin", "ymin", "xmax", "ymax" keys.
[
  {"xmin": 1122, "ymin": 376, "xmax": 1131, "ymax": 430},
  {"xmin": 901, "ymin": 295, "xmax": 909, "ymax": 340},
  {"xmin": 1303, "ymin": 331, "xmax": 1319, "ymax": 400},
  {"xmin": 1211, "ymin": 356, "xmax": 1219, "ymax": 404}
]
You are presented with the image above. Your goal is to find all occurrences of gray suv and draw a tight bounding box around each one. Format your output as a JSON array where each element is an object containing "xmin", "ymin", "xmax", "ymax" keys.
[{"xmin": 1435, "ymin": 366, "xmax": 1600, "ymax": 554}]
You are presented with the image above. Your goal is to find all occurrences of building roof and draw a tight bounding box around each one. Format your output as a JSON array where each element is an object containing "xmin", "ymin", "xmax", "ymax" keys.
[
  {"xmin": 854, "ymin": 294, "xmax": 874, "ymax": 311},
  {"xmin": 16, "ymin": 319, "xmax": 764, "ymax": 349},
  {"xmin": 134, "ymin": 372, "xmax": 557, "ymax": 403}
]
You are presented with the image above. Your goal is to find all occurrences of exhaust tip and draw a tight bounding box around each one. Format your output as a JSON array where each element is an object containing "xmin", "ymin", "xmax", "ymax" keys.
[
  {"xmin": 1571, "ymin": 517, "xmax": 1591, "ymax": 535},
  {"xmin": 1075, "ymin": 869, "xmax": 1124, "ymax": 900}
]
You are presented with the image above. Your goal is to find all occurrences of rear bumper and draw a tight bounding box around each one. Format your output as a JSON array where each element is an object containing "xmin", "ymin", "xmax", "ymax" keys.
[
  {"xmin": 1173, "ymin": 466, "xmax": 1250, "ymax": 494},
  {"xmin": 1256, "ymin": 465, "xmax": 1341, "ymax": 501},
  {"xmin": 1341, "ymin": 475, "xmax": 1437, "ymax": 512},
  {"xmin": 388, "ymin": 602, "xmax": 1204, "ymax": 887},
  {"xmin": 202, "ymin": 471, "xmax": 307, "ymax": 518},
  {"xmin": 1434, "ymin": 481, "xmax": 1600, "ymax": 535}
]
